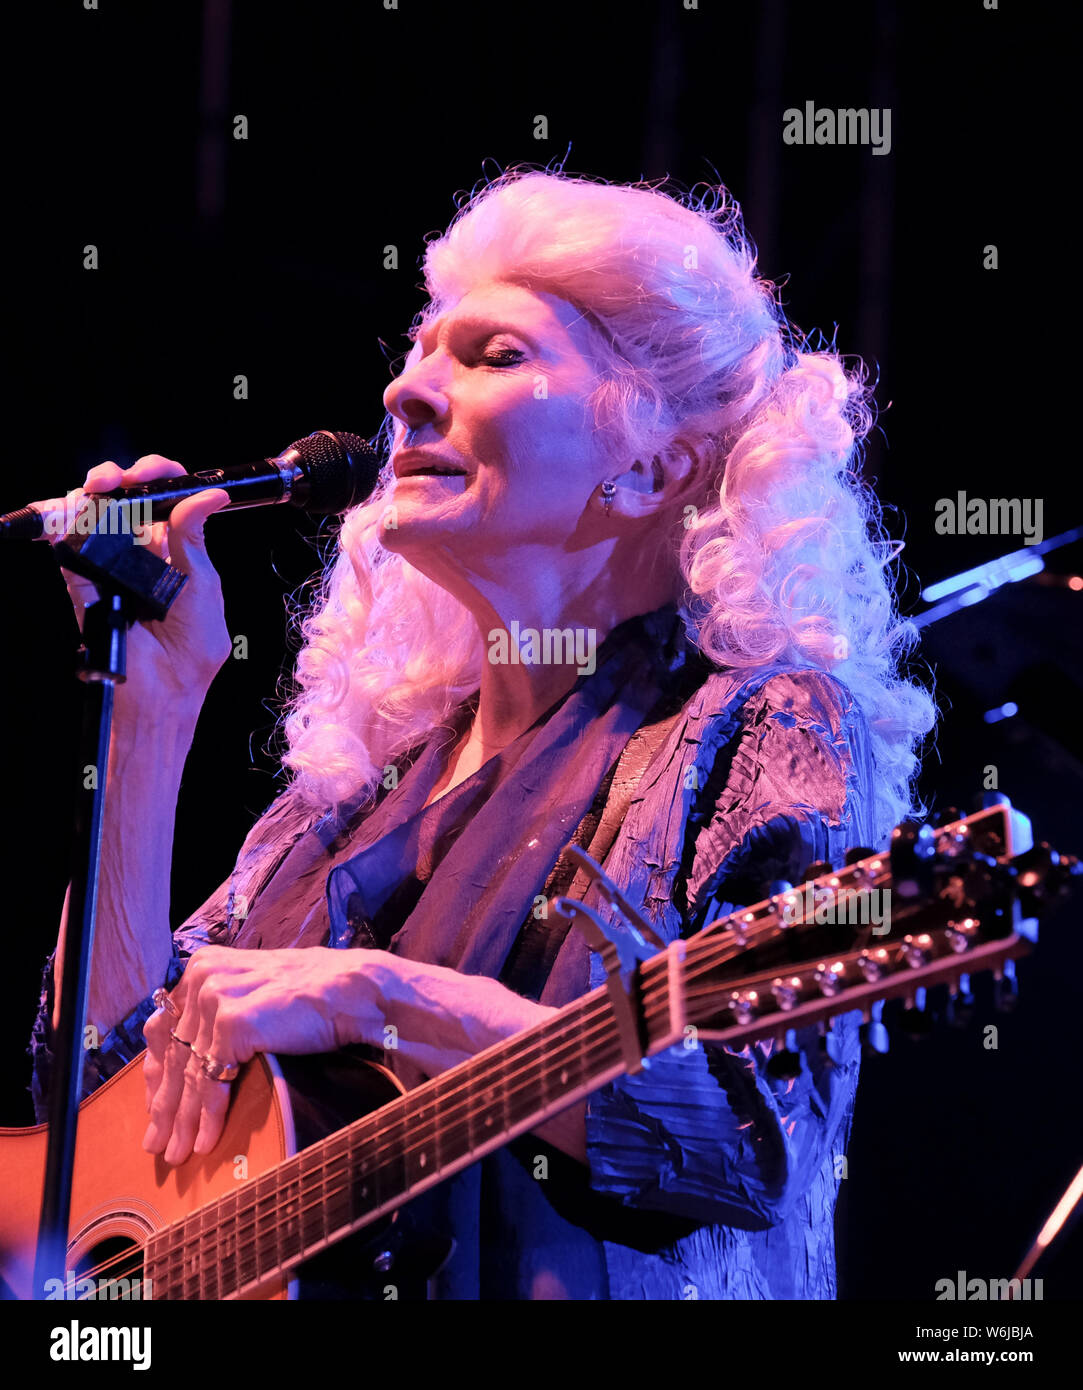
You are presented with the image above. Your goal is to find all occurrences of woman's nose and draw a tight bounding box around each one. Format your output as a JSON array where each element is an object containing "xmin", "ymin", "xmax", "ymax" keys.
[{"xmin": 383, "ymin": 362, "xmax": 450, "ymax": 429}]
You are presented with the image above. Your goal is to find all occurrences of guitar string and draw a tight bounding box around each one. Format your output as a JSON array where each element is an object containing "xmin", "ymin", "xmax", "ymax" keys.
[
  {"xmin": 66, "ymin": 944, "xmax": 720, "ymax": 1298},
  {"xmin": 93, "ymin": 917, "xmax": 951, "ymax": 1301},
  {"xmin": 151, "ymin": 914, "xmax": 916, "ymax": 1298},
  {"xmin": 143, "ymin": 911, "xmax": 802, "ymax": 1297},
  {"xmin": 65, "ymin": 871, "xmax": 901, "ymax": 1295},
  {"xmin": 64, "ymin": 884, "xmax": 901, "ymax": 1297}
]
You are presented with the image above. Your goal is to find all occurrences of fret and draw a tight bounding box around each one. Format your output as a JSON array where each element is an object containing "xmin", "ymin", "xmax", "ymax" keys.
[
  {"xmin": 180, "ymin": 1213, "xmax": 201, "ymax": 1300},
  {"xmin": 298, "ymin": 1145, "xmax": 326, "ymax": 1254},
  {"xmin": 641, "ymin": 952, "xmax": 673, "ymax": 1052},
  {"xmin": 323, "ymin": 1137, "xmax": 353, "ymax": 1235},
  {"xmin": 198, "ymin": 1204, "xmax": 217, "ymax": 1300},
  {"xmin": 168, "ymin": 1232, "xmax": 185, "ymax": 1302},
  {"xmin": 318, "ymin": 1142, "xmax": 332, "ymax": 1251},
  {"xmin": 142, "ymin": 1232, "xmax": 172, "ymax": 1302},
  {"xmin": 342, "ymin": 1126, "xmax": 369, "ymax": 1229},
  {"xmin": 535, "ymin": 1028, "xmax": 557, "ymax": 1115},
  {"xmin": 346, "ymin": 1118, "xmax": 380, "ymax": 1224},
  {"xmin": 551, "ymin": 1004, "xmax": 587, "ymax": 1099},
  {"xmin": 581, "ymin": 1009, "xmax": 601, "ymax": 1086},
  {"xmin": 371, "ymin": 1092, "xmax": 407, "ymax": 1214},
  {"xmin": 503, "ymin": 1039, "xmax": 531, "ymax": 1135},
  {"xmin": 401, "ymin": 1084, "xmax": 439, "ymax": 1191},
  {"xmin": 473, "ymin": 1051, "xmax": 508, "ymax": 1148},
  {"xmin": 217, "ymin": 1187, "xmax": 242, "ymax": 1298},
  {"xmin": 493, "ymin": 1042, "xmax": 513, "ymax": 1139},
  {"xmin": 236, "ymin": 1187, "xmax": 261, "ymax": 1291},
  {"xmin": 275, "ymin": 1155, "xmax": 303, "ymax": 1268},
  {"xmin": 423, "ymin": 1072, "xmax": 448, "ymax": 1175},
  {"xmin": 252, "ymin": 1171, "xmax": 279, "ymax": 1283}
]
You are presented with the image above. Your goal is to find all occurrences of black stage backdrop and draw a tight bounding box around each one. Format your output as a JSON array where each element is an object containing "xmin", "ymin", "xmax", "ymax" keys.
[{"xmin": 3, "ymin": 0, "xmax": 1078, "ymax": 1303}]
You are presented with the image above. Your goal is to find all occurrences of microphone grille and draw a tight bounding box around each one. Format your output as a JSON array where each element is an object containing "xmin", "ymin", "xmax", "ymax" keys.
[{"xmin": 288, "ymin": 430, "xmax": 382, "ymax": 512}]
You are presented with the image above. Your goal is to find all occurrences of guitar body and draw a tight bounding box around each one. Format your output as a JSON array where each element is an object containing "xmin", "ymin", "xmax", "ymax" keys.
[{"xmin": 0, "ymin": 1047, "xmax": 411, "ymax": 1301}]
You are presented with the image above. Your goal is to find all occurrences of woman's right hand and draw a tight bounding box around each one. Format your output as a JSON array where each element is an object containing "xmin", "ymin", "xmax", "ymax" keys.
[{"xmin": 56, "ymin": 455, "xmax": 234, "ymax": 717}]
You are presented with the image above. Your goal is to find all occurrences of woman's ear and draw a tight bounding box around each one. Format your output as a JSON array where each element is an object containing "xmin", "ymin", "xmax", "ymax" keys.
[{"xmin": 603, "ymin": 442, "xmax": 700, "ymax": 519}]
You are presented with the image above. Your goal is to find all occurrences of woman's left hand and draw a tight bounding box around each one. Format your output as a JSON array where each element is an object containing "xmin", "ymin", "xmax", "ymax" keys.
[{"xmin": 142, "ymin": 945, "xmax": 395, "ymax": 1165}]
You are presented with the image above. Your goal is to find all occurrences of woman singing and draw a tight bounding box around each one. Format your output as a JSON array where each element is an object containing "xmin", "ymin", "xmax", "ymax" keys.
[{"xmin": 31, "ymin": 168, "xmax": 935, "ymax": 1299}]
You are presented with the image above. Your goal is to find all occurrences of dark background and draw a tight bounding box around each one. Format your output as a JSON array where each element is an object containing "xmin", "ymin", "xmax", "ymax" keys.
[{"xmin": 3, "ymin": 1, "xmax": 1079, "ymax": 1300}]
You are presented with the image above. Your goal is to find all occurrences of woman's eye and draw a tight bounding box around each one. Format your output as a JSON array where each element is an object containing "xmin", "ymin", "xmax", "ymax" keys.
[{"xmin": 479, "ymin": 346, "xmax": 525, "ymax": 367}]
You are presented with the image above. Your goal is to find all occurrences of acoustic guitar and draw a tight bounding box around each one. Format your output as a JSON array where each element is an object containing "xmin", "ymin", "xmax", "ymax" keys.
[{"xmin": 0, "ymin": 800, "xmax": 1075, "ymax": 1300}]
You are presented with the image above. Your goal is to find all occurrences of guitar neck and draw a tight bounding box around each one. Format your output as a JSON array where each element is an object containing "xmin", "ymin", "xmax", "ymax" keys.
[
  {"xmin": 142, "ymin": 802, "xmax": 1064, "ymax": 1300},
  {"xmin": 143, "ymin": 955, "xmax": 685, "ymax": 1300}
]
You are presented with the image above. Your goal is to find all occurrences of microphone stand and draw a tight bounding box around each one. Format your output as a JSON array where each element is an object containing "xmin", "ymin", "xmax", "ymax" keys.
[{"xmin": 32, "ymin": 503, "xmax": 187, "ymax": 1298}]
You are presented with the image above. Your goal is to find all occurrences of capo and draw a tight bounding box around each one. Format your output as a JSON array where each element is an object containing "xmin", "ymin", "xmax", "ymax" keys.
[{"xmin": 551, "ymin": 847, "xmax": 664, "ymax": 1074}]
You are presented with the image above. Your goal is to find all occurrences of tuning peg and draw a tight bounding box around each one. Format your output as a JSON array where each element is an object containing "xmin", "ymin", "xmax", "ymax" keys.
[
  {"xmin": 946, "ymin": 972, "xmax": 975, "ymax": 1027},
  {"xmin": 727, "ymin": 989, "xmax": 759, "ymax": 1025},
  {"xmin": 898, "ymin": 986, "xmax": 935, "ymax": 1040},
  {"xmin": 844, "ymin": 847, "xmax": 885, "ymax": 889},
  {"xmin": 768, "ymin": 880, "xmax": 798, "ymax": 927},
  {"xmin": 860, "ymin": 1000, "xmax": 889, "ymax": 1055},
  {"xmin": 890, "ymin": 821, "xmax": 936, "ymax": 901},
  {"xmin": 1010, "ymin": 843, "xmax": 1083, "ymax": 913},
  {"xmin": 993, "ymin": 959, "xmax": 1019, "ymax": 1012}
]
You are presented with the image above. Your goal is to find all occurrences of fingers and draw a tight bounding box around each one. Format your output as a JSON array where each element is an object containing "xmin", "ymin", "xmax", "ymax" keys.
[
  {"xmin": 54, "ymin": 457, "xmax": 190, "ymax": 614},
  {"xmin": 84, "ymin": 456, "xmax": 186, "ymax": 564},
  {"xmin": 164, "ymin": 487, "xmax": 231, "ymax": 574},
  {"xmin": 143, "ymin": 971, "xmax": 197, "ymax": 1157},
  {"xmin": 75, "ymin": 455, "xmax": 231, "ymax": 566},
  {"xmin": 164, "ymin": 1053, "xmax": 232, "ymax": 1164},
  {"xmin": 85, "ymin": 455, "xmax": 187, "ymax": 490},
  {"xmin": 142, "ymin": 1030, "xmax": 193, "ymax": 1157},
  {"xmin": 143, "ymin": 953, "xmax": 242, "ymax": 1165},
  {"xmin": 142, "ymin": 1005, "xmax": 173, "ymax": 1112}
]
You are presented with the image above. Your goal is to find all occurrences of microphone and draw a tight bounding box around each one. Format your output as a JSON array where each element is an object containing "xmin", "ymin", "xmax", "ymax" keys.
[{"xmin": 0, "ymin": 429, "xmax": 383, "ymax": 541}]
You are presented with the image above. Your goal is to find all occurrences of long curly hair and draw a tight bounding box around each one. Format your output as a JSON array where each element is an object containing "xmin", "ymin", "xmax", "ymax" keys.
[{"xmin": 279, "ymin": 167, "xmax": 935, "ymax": 844}]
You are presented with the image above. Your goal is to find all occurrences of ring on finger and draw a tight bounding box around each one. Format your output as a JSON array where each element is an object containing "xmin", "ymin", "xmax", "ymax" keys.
[
  {"xmin": 170, "ymin": 1028, "xmax": 194, "ymax": 1051},
  {"xmin": 198, "ymin": 1054, "xmax": 240, "ymax": 1083},
  {"xmin": 153, "ymin": 987, "xmax": 179, "ymax": 1017}
]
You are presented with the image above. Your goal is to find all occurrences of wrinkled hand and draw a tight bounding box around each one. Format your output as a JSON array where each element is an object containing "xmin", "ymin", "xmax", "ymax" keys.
[
  {"xmin": 54, "ymin": 455, "xmax": 232, "ymax": 715},
  {"xmin": 142, "ymin": 946, "xmax": 393, "ymax": 1165}
]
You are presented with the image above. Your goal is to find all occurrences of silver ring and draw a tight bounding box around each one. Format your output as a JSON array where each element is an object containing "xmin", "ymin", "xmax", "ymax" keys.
[
  {"xmin": 169, "ymin": 1028, "xmax": 193, "ymax": 1050},
  {"xmin": 153, "ymin": 987, "xmax": 179, "ymax": 1017},
  {"xmin": 199, "ymin": 1055, "xmax": 240, "ymax": 1083}
]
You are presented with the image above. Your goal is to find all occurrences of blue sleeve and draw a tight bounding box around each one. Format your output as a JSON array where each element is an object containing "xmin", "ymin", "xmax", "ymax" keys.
[{"xmin": 584, "ymin": 671, "xmax": 879, "ymax": 1229}]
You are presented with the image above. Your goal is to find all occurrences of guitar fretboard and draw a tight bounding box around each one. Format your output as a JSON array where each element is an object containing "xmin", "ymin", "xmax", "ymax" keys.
[
  {"xmin": 143, "ymin": 976, "xmax": 660, "ymax": 1299},
  {"xmin": 141, "ymin": 834, "xmax": 978, "ymax": 1299}
]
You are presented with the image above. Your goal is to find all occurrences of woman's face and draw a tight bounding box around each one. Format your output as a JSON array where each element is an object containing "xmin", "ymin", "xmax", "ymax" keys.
[{"xmin": 380, "ymin": 281, "xmax": 616, "ymax": 571}]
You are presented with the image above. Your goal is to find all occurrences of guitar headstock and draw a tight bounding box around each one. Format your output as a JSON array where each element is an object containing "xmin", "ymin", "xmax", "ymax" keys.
[{"xmin": 680, "ymin": 798, "xmax": 1080, "ymax": 1052}]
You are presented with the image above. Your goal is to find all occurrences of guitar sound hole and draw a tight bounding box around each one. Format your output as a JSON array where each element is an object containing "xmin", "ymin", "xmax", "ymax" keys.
[{"xmin": 70, "ymin": 1236, "xmax": 150, "ymax": 1301}]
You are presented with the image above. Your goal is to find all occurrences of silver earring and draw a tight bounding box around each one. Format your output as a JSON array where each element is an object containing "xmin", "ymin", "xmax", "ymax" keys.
[{"xmin": 601, "ymin": 479, "xmax": 616, "ymax": 515}]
